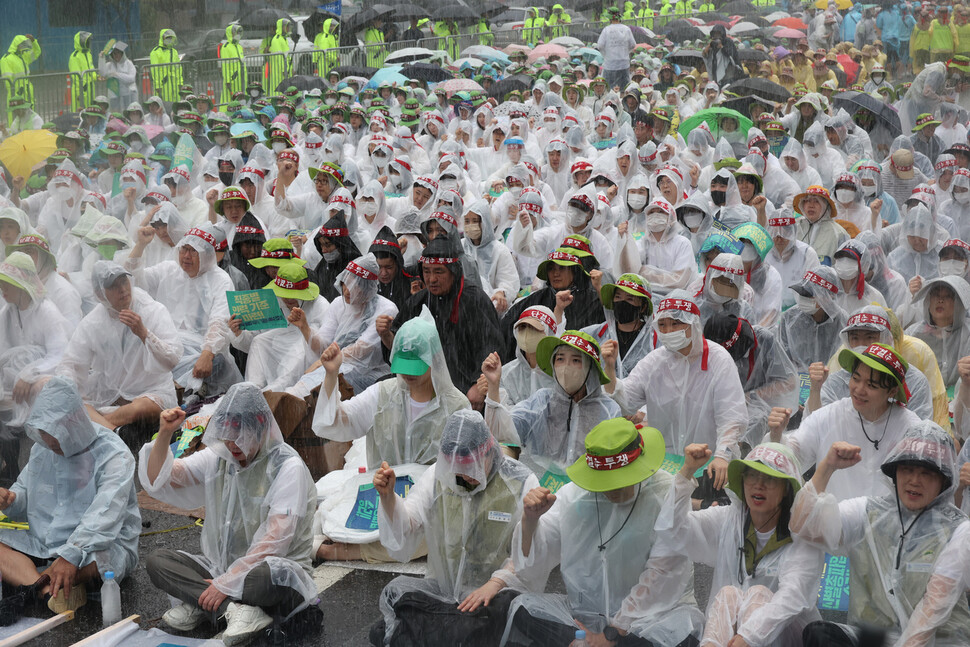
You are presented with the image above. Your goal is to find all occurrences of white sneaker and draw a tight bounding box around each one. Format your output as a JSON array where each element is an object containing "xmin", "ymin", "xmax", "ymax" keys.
[
  {"xmin": 222, "ymin": 602, "xmax": 273, "ymax": 646},
  {"xmin": 162, "ymin": 602, "xmax": 207, "ymax": 631}
]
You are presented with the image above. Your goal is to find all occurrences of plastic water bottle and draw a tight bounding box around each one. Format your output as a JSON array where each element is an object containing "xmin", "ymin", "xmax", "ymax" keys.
[
  {"xmin": 101, "ymin": 571, "xmax": 121, "ymax": 627},
  {"xmin": 569, "ymin": 629, "xmax": 589, "ymax": 647}
]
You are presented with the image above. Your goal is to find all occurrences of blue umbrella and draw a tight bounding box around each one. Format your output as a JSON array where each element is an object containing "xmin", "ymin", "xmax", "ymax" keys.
[
  {"xmin": 366, "ymin": 66, "xmax": 408, "ymax": 89},
  {"xmin": 230, "ymin": 122, "xmax": 265, "ymax": 141},
  {"xmin": 573, "ymin": 47, "xmax": 603, "ymax": 64}
]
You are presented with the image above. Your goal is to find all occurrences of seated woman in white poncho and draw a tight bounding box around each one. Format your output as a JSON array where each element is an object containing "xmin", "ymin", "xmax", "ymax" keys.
[
  {"xmin": 502, "ymin": 418, "xmax": 703, "ymax": 647},
  {"xmin": 368, "ymin": 410, "xmax": 538, "ymax": 647},
  {"xmin": 657, "ymin": 442, "xmax": 823, "ymax": 647},
  {"xmin": 141, "ymin": 384, "xmax": 317, "ymax": 645}
]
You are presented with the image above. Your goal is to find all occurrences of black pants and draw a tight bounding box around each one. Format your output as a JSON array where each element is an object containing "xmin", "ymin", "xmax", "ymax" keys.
[
  {"xmin": 803, "ymin": 620, "xmax": 891, "ymax": 647},
  {"xmin": 370, "ymin": 589, "xmax": 518, "ymax": 647},
  {"xmin": 508, "ymin": 606, "xmax": 700, "ymax": 647}
]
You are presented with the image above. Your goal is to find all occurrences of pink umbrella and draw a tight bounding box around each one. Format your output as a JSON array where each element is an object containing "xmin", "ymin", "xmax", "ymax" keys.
[
  {"xmin": 774, "ymin": 27, "xmax": 806, "ymax": 39},
  {"xmin": 438, "ymin": 78, "xmax": 485, "ymax": 98},
  {"xmin": 527, "ymin": 43, "xmax": 569, "ymax": 63},
  {"xmin": 503, "ymin": 44, "xmax": 531, "ymax": 55}
]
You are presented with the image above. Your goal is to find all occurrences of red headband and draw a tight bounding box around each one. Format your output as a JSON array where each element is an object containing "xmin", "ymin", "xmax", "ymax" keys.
[
  {"xmin": 847, "ymin": 312, "xmax": 889, "ymax": 329},
  {"xmin": 519, "ymin": 307, "xmax": 558, "ymax": 333},
  {"xmin": 275, "ymin": 275, "xmax": 310, "ymax": 290},
  {"xmin": 345, "ymin": 260, "xmax": 377, "ymax": 280},
  {"xmin": 658, "ymin": 297, "xmax": 699, "ymax": 316},
  {"xmin": 586, "ymin": 443, "xmax": 642, "ymax": 470},
  {"xmin": 804, "ymin": 270, "xmax": 838, "ymax": 294}
]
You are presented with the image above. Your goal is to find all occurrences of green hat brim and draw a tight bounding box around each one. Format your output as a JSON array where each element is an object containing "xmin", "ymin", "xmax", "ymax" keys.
[
  {"xmin": 0, "ymin": 273, "xmax": 27, "ymax": 294},
  {"xmin": 837, "ymin": 347, "xmax": 908, "ymax": 404},
  {"xmin": 263, "ymin": 278, "xmax": 320, "ymax": 301},
  {"xmin": 727, "ymin": 458, "xmax": 801, "ymax": 502},
  {"xmin": 389, "ymin": 353, "xmax": 430, "ymax": 376},
  {"xmin": 214, "ymin": 197, "xmax": 251, "ymax": 216},
  {"xmin": 6, "ymin": 242, "xmax": 55, "ymax": 269},
  {"xmin": 566, "ymin": 426, "xmax": 665, "ymax": 491},
  {"xmin": 536, "ymin": 257, "xmax": 587, "ymax": 282},
  {"xmin": 913, "ymin": 119, "xmax": 941, "ymax": 132},
  {"xmin": 249, "ymin": 256, "xmax": 306, "ymax": 269},
  {"xmin": 535, "ymin": 333, "xmax": 610, "ymax": 385},
  {"xmin": 600, "ymin": 282, "xmax": 653, "ymax": 316},
  {"xmin": 308, "ymin": 166, "xmax": 344, "ymax": 186}
]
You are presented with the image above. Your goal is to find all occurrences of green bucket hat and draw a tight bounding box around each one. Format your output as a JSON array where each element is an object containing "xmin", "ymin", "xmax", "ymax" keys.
[
  {"xmin": 536, "ymin": 330, "xmax": 610, "ymax": 385},
  {"xmin": 566, "ymin": 419, "xmax": 665, "ymax": 492},
  {"xmin": 213, "ymin": 186, "xmax": 251, "ymax": 216},
  {"xmin": 264, "ymin": 263, "xmax": 319, "ymax": 301},
  {"xmin": 536, "ymin": 247, "xmax": 588, "ymax": 282},
  {"xmin": 913, "ymin": 113, "xmax": 942, "ymax": 132},
  {"xmin": 308, "ymin": 162, "xmax": 345, "ymax": 186},
  {"xmin": 727, "ymin": 442, "xmax": 802, "ymax": 501},
  {"xmin": 600, "ymin": 273, "xmax": 653, "ymax": 316},
  {"xmin": 838, "ymin": 342, "xmax": 909, "ymax": 404},
  {"xmin": 249, "ymin": 238, "xmax": 306, "ymax": 269}
]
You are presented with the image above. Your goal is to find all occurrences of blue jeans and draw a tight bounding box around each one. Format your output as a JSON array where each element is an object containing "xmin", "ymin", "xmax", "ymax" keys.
[{"xmin": 603, "ymin": 67, "xmax": 630, "ymax": 91}]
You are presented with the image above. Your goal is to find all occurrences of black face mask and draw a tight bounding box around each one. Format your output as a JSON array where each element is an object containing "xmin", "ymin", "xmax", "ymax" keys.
[
  {"xmin": 711, "ymin": 190, "xmax": 727, "ymax": 206},
  {"xmin": 613, "ymin": 300, "xmax": 642, "ymax": 324},
  {"xmin": 219, "ymin": 171, "xmax": 235, "ymax": 186}
]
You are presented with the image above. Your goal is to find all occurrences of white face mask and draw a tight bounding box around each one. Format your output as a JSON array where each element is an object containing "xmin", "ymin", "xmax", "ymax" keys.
[
  {"xmin": 325, "ymin": 98, "xmax": 336, "ymax": 106},
  {"xmin": 646, "ymin": 212, "xmax": 668, "ymax": 232},
  {"xmin": 554, "ymin": 363, "xmax": 588, "ymax": 394},
  {"xmin": 250, "ymin": 89, "xmax": 261, "ymax": 98},
  {"xmin": 508, "ymin": 185, "xmax": 523, "ymax": 199},
  {"xmin": 657, "ymin": 328, "xmax": 690, "ymax": 351},
  {"xmin": 272, "ymin": 142, "xmax": 287, "ymax": 153},
  {"xmin": 213, "ymin": 133, "xmax": 229, "ymax": 146},
  {"xmin": 939, "ymin": 258, "xmax": 967, "ymax": 277},
  {"xmin": 464, "ymin": 222, "xmax": 482, "ymax": 240},
  {"xmin": 439, "ymin": 179, "xmax": 458, "ymax": 192},
  {"xmin": 390, "ymin": 174, "xmax": 404, "ymax": 189},
  {"xmin": 373, "ymin": 155, "xmax": 389, "ymax": 168},
  {"xmin": 323, "ymin": 150, "xmax": 340, "ymax": 164},
  {"xmin": 834, "ymin": 257, "xmax": 859, "ymax": 280},
  {"xmin": 861, "ymin": 182, "xmax": 877, "ymax": 197},
  {"xmin": 794, "ymin": 293, "xmax": 818, "ymax": 313},
  {"xmin": 129, "ymin": 140, "xmax": 144, "ymax": 152},
  {"xmin": 708, "ymin": 289, "xmax": 731, "ymax": 304},
  {"xmin": 954, "ymin": 190, "xmax": 970, "ymax": 205},
  {"xmin": 683, "ymin": 213, "xmax": 703, "ymax": 229},
  {"xmin": 323, "ymin": 249, "xmax": 341, "ymax": 262},
  {"xmin": 627, "ymin": 193, "xmax": 647, "ymax": 211},
  {"xmin": 52, "ymin": 184, "xmax": 74, "ymax": 201},
  {"xmin": 567, "ymin": 206, "xmax": 589, "ymax": 227},
  {"xmin": 835, "ymin": 188, "xmax": 856, "ymax": 204},
  {"xmin": 740, "ymin": 243, "xmax": 760, "ymax": 263},
  {"xmin": 359, "ymin": 201, "xmax": 378, "ymax": 218}
]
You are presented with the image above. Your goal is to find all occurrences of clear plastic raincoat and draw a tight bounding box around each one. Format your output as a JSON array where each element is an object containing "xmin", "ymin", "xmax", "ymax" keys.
[
  {"xmin": 904, "ymin": 275, "xmax": 970, "ymax": 387},
  {"xmin": 777, "ymin": 266, "xmax": 848, "ymax": 372}
]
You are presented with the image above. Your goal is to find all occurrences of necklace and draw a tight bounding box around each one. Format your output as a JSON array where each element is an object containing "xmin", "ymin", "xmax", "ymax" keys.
[
  {"xmin": 857, "ymin": 406, "xmax": 891, "ymax": 451},
  {"xmin": 595, "ymin": 483, "xmax": 641, "ymax": 552}
]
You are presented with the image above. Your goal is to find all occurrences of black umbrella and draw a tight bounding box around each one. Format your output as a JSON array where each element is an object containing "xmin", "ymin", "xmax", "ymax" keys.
[
  {"xmin": 746, "ymin": 15, "xmax": 770, "ymax": 27},
  {"xmin": 303, "ymin": 9, "xmax": 340, "ymax": 41},
  {"xmin": 344, "ymin": 4, "xmax": 394, "ymax": 33},
  {"xmin": 235, "ymin": 7, "xmax": 296, "ymax": 33},
  {"xmin": 332, "ymin": 65, "xmax": 378, "ymax": 78},
  {"xmin": 725, "ymin": 77, "xmax": 791, "ymax": 102},
  {"xmin": 738, "ymin": 48, "xmax": 770, "ymax": 62},
  {"xmin": 432, "ymin": 5, "xmax": 479, "ymax": 21},
  {"xmin": 721, "ymin": 94, "xmax": 779, "ymax": 120},
  {"xmin": 401, "ymin": 63, "xmax": 453, "ymax": 82},
  {"xmin": 697, "ymin": 11, "xmax": 729, "ymax": 21},
  {"xmin": 718, "ymin": 0, "xmax": 756, "ymax": 13},
  {"xmin": 833, "ymin": 91, "xmax": 902, "ymax": 138},
  {"xmin": 667, "ymin": 49, "xmax": 705, "ymax": 69},
  {"xmin": 480, "ymin": 1, "xmax": 507, "ymax": 17},
  {"xmin": 630, "ymin": 26, "xmax": 655, "ymax": 45},
  {"xmin": 488, "ymin": 74, "xmax": 532, "ymax": 100},
  {"xmin": 393, "ymin": 3, "xmax": 431, "ymax": 18},
  {"xmin": 663, "ymin": 20, "xmax": 704, "ymax": 42},
  {"xmin": 275, "ymin": 75, "xmax": 327, "ymax": 92}
]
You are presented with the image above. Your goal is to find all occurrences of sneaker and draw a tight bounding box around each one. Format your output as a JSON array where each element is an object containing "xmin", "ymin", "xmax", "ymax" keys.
[
  {"xmin": 222, "ymin": 602, "xmax": 273, "ymax": 646},
  {"xmin": 162, "ymin": 602, "xmax": 207, "ymax": 631},
  {"xmin": 47, "ymin": 583, "xmax": 86, "ymax": 614}
]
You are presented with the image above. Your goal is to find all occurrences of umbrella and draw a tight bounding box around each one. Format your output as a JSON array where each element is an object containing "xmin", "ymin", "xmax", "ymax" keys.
[
  {"xmin": 0, "ymin": 130, "xmax": 57, "ymax": 179},
  {"xmin": 667, "ymin": 49, "xmax": 705, "ymax": 69},
  {"xmin": 719, "ymin": 0, "xmax": 756, "ymax": 13},
  {"xmin": 729, "ymin": 21, "xmax": 762, "ymax": 36},
  {"xmin": 392, "ymin": 3, "xmax": 431, "ymax": 18},
  {"xmin": 764, "ymin": 11, "xmax": 792, "ymax": 22},
  {"xmin": 549, "ymin": 36, "xmax": 585, "ymax": 48},
  {"xmin": 461, "ymin": 46, "xmax": 509, "ymax": 64},
  {"xmin": 697, "ymin": 11, "xmax": 729, "ymax": 21},
  {"xmin": 817, "ymin": 0, "xmax": 852, "ymax": 8},
  {"xmin": 230, "ymin": 122, "xmax": 265, "ymax": 141},
  {"xmin": 773, "ymin": 27, "xmax": 806, "ymax": 39},
  {"xmin": 275, "ymin": 75, "xmax": 327, "ymax": 92},
  {"xmin": 678, "ymin": 107, "xmax": 753, "ymax": 140},
  {"xmin": 366, "ymin": 66, "xmax": 408, "ymax": 89},
  {"xmin": 384, "ymin": 47, "xmax": 438, "ymax": 64},
  {"xmin": 235, "ymin": 7, "xmax": 295, "ymax": 33},
  {"xmin": 438, "ymin": 78, "xmax": 485, "ymax": 97},
  {"xmin": 332, "ymin": 65, "xmax": 378, "ymax": 78},
  {"xmin": 528, "ymin": 43, "xmax": 569, "ymax": 63},
  {"xmin": 573, "ymin": 47, "xmax": 604, "ymax": 63},
  {"xmin": 303, "ymin": 8, "xmax": 341, "ymax": 40},
  {"xmin": 344, "ymin": 4, "xmax": 394, "ymax": 33},
  {"xmin": 725, "ymin": 77, "xmax": 791, "ymax": 102},
  {"xmin": 663, "ymin": 20, "xmax": 704, "ymax": 42},
  {"xmin": 432, "ymin": 5, "xmax": 479, "ymax": 21},
  {"xmin": 738, "ymin": 48, "xmax": 770, "ymax": 62},
  {"xmin": 833, "ymin": 91, "xmax": 902, "ymax": 138},
  {"xmin": 401, "ymin": 63, "xmax": 453, "ymax": 82},
  {"xmin": 721, "ymin": 94, "xmax": 779, "ymax": 121},
  {"xmin": 503, "ymin": 44, "xmax": 532, "ymax": 55},
  {"xmin": 630, "ymin": 26, "xmax": 657, "ymax": 44},
  {"xmin": 773, "ymin": 16, "xmax": 807, "ymax": 29},
  {"xmin": 453, "ymin": 57, "xmax": 486, "ymax": 68},
  {"xmin": 488, "ymin": 75, "xmax": 532, "ymax": 100}
]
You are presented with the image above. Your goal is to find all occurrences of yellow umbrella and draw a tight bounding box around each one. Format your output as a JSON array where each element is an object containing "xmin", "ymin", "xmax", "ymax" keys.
[
  {"xmin": 0, "ymin": 129, "xmax": 58, "ymax": 180},
  {"xmin": 816, "ymin": 0, "xmax": 852, "ymax": 9}
]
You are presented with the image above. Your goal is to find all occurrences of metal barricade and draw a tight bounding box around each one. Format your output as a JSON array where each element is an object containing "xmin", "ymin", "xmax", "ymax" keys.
[{"xmin": 0, "ymin": 71, "xmax": 83, "ymax": 123}]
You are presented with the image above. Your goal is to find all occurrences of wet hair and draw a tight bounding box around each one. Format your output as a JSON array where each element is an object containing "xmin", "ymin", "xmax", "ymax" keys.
[
  {"xmin": 704, "ymin": 313, "xmax": 755, "ymax": 362},
  {"xmin": 850, "ymin": 358, "xmax": 898, "ymax": 392}
]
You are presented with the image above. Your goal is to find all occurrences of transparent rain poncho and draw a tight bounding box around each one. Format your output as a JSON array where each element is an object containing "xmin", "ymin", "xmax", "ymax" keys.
[
  {"xmin": 887, "ymin": 204, "xmax": 942, "ymax": 283},
  {"xmin": 695, "ymin": 252, "xmax": 755, "ymax": 327},
  {"xmin": 832, "ymin": 171, "xmax": 877, "ymax": 234},
  {"xmin": 617, "ymin": 198, "xmax": 697, "ymax": 296},
  {"xmin": 460, "ymin": 199, "xmax": 519, "ymax": 304},
  {"xmin": 655, "ymin": 444, "xmax": 823, "ymax": 647},
  {"xmin": 855, "ymin": 230, "xmax": 908, "ymax": 312},
  {"xmin": 942, "ymin": 169, "xmax": 970, "ymax": 243},
  {"xmin": 613, "ymin": 290, "xmax": 747, "ymax": 462},
  {"xmin": 57, "ymin": 260, "xmax": 181, "ymax": 410},
  {"xmin": 311, "ymin": 306, "xmax": 471, "ymax": 469},
  {"xmin": 684, "ymin": 126, "xmax": 715, "ymax": 168},
  {"xmin": 815, "ymin": 305, "xmax": 934, "ymax": 422},
  {"xmin": 904, "ymin": 275, "xmax": 970, "ymax": 388},
  {"xmin": 765, "ymin": 212, "xmax": 821, "ymax": 311},
  {"xmin": 136, "ymin": 201, "xmax": 188, "ymax": 268},
  {"xmin": 802, "ymin": 122, "xmax": 845, "ymax": 191},
  {"xmin": 485, "ymin": 337, "xmax": 620, "ymax": 481},
  {"xmin": 855, "ymin": 159, "xmax": 900, "ymax": 226},
  {"xmin": 126, "ymin": 228, "xmax": 240, "ymax": 394},
  {"xmin": 789, "ymin": 421, "xmax": 970, "ymax": 645},
  {"xmin": 138, "ymin": 382, "xmax": 317, "ymax": 613},
  {"xmin": 500, "ymin": 307, "xmax": 558, "ymax": 405},
  {"xmin": 377, "ymin": 410, "xmax": 539, "ymax": 641},
  {"xmin": 504, "ymin": 471, "xmax": 704, "ymax": 645},
  {"xmin": 779, "ymin": 139, "xmax": 822, "ymax": 191},
  {"xmin": 832, "ymin": 238, "xmax": 887, "ymax": 315},
  {"xmin": 776, "ymin": 265, "xmax": 847, "ymax": 372},
  {"xmin": 1, "ymin": 377, "xmax": 141, "ymax": 580}
]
